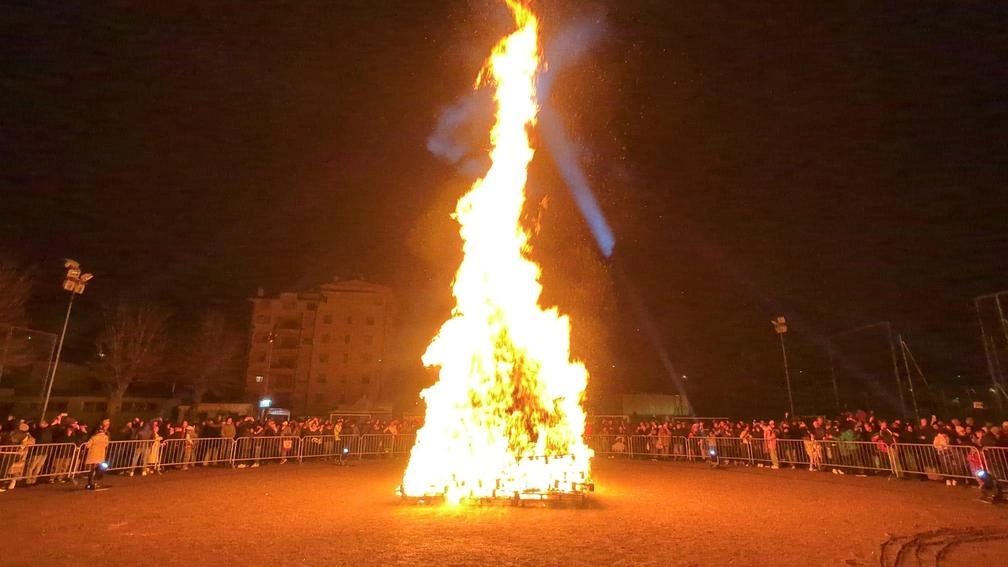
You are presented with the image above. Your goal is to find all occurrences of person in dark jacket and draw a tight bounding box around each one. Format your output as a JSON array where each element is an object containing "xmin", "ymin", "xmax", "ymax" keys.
[
  {"xmin": 128, "ymin": 421, "xmax": 152, "ymax": 477},
  {"xmin": 25, "ymin": 420, "xmax": 53, "ymax": 485}
]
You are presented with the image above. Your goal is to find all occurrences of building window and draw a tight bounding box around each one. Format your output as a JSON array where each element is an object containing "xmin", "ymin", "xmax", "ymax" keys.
[
  {"xmin": 255, "ymin": 375, "xmax": 264, "ymax": 383},
  {"xmin": 302, "ymin": 337, "xmax": 312, "ymax": 345},
  {"xmin": 346, "ymin": 315, "xmax": 353, "ymax": 324},
  {"xmin": 256, "ymin": 315, "xmax": 270, "ymax": 325},
  {"xmin": 315, "ymin": 393, "xmax": 325, "ymax": 404},
  {"xmin": 363, "ymin": 335, "xmax": 374, "ymax": 345},
  {"xmin": 306, "ymin": 302, "xmax": 317, "ymax": 311},
  {"xmin": 275, "ymin": 317, "xmax": 300, "ymax": 330},
  {"xmin": 361, "ymin": 375, "xmax": 371, "ymax": 384},
  {"xmin": 319, "ymin": 354, "xmax": 329, "ymax": 363},
  {"xmin": 274, "ymin": 375, "xmax": 294, "ymax": 388},
  {"xmin": 342, "ymin": 353, "xmax": 349, "ymax": 363},
  {"xmin": 366, "ymin": 315, "xmax": 375, "ymax": 326},
  {"xmin": 83, "ymin": 401, "xmax": 108, "ymax": 412},
  {"xmin": 316, "ymin": 373, "xmax": 327, "ymax": 383},
  {"xmin": 257, "ymin": 354, "xmax": 266, "ymax": 363},
  {"xmin": 323, "ymin": 314, "xmax": 333, "ymax": 324},
  {"xmin": 344, "ymin": 335, "xmax": 351, "ymax": 345},
  {"xmin": 282, "ymin": 301, "xmax": 296, "ymax": 310},
  {"xmin": 361, "ymin": 352, "xmax": 373, "ymax": 363}
]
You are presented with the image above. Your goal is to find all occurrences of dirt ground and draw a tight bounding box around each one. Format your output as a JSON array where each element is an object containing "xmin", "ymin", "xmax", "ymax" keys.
[{"xmin": 3, "ymin": 457, "xmax": 1006, "ymax": 566}]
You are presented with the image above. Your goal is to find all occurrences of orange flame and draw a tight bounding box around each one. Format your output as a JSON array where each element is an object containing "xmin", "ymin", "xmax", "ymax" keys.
[{"xmin": 401, "ymin": 0, "xmax": 592, "ymax": 503}]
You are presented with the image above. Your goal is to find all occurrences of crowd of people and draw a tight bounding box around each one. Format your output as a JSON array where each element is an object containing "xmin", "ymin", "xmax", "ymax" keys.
[
  {"xmin": 590, "ymin": 412, "xmax": 1008, "ymax": 450},
  {"xmin": 0, "ymin": 412, "xmax": 422, "ymax": 492},
  {"xmin": 588, "ymin": 412, "xmax": 1008, "ymax": 485},
  {"xmin": 4, "ymin": 409, "xmax": 1007, "ymax": 494}
]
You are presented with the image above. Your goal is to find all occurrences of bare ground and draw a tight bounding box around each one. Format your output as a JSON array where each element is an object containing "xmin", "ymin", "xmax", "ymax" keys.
[{"xmin": 3, "ymin": 457, "xmax": 1006, "ymax": 566}]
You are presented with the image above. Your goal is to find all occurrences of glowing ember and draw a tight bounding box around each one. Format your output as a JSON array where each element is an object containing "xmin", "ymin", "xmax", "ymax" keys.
[{"xmin": 400, "ymin": 0, "xmax": 593, "ymax": 504}]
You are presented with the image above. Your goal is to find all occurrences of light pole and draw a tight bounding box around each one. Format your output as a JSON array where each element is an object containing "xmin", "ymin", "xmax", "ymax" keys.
[
  {"xmin": 771, "ymin": 316, "xmax": 796, "ymax": 418},
  {"xmin": 40, "ymin": 259, "xmax": 93, "ymax": 422}
]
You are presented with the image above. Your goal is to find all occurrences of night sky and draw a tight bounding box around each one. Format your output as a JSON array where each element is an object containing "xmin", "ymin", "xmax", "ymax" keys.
[{"xmin": 3, "ymin": 1, "xmax": 1006, "ymax": 416}]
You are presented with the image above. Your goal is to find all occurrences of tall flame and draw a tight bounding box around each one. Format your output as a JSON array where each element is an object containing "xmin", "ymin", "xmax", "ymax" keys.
[{"xmin": 401, "ymin": 0, "xmax": 592, "ymax": 503}]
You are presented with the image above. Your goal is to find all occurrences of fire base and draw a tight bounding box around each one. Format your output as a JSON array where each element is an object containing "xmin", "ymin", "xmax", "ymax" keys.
[
  {"xmin": 396, "ymin": 481, "xmax": 594, "ymax": 507},
  {"xmin": 397, "ymin": 455, "xmax": 594, "ymax": 506}
]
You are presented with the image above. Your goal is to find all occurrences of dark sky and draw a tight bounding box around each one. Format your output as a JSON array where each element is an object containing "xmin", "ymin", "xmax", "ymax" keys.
[{"xmin": 3, "ymin": 1, "xmax": 1006, "ymax": 415}]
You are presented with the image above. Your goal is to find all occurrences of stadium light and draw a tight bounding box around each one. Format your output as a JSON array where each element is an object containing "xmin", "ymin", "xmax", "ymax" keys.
[{"xmin": 41, "ymin": 259, "xmax": 93, "ymax": 422}]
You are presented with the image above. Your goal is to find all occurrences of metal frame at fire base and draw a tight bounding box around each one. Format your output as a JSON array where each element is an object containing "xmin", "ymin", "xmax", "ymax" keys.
[{"xmin": 396, "ymin": 455, "xmax": 595, "ymax": 507}]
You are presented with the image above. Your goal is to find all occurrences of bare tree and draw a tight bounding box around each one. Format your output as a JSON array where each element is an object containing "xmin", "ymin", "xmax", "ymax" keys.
[
  {"xmin": 0, "ymin": 255, "xmax": 40, "ymax": 382},
  {"xmin": 0, "ymin": 253, "xmax": 33, "ymax": 326},
  {"xmin": 181, "ymin": 310, "xmax": 243, "ymax": 405},
  {"xmin": 96, "ymin": 303, "xmax": 171, "ymax": 419}
]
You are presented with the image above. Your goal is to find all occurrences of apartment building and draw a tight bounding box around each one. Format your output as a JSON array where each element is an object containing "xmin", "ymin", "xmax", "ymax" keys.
[{"xmin": 245, "ymin": 278, "xmax": 393, "ymax": 415}]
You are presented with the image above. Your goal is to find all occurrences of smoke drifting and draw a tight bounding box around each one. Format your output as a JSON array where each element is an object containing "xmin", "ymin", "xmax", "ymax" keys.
[{"xmin": 426, "ymin": 10, "xmax": 614, "ymax": 256}]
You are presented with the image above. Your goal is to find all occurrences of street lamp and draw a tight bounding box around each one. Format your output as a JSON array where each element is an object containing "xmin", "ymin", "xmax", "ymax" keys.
[
  {"xmin": 771, "ymin": 316, "xmax": 796, "ymax": 418},
  {"xmin": 40, "ymin": 259, "xmax": 93, "ymax": 422}
]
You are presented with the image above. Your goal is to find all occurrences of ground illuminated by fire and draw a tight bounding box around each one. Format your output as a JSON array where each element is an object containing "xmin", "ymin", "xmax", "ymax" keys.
[{"xmin": 4, "ymin": 460, "xmax": 1007, "ymax": 566}]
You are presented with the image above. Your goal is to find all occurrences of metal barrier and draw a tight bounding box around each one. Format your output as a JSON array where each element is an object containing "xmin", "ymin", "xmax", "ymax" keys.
[
  {"xmin": 620, "ymin": 435, "xmax": 990, "ymax": 482},
  {"xmin": 233, "ymin": 436, "xmax": 300, "ymax": 466},
  {"xmin": 683, "ymin": 437, "xmax": 708, "ymax": 461},
  {"xmin": 194, "ymin": 438, "xmax": 237, "ymax": 467},
  {"xmin": 6, "ymin": 434, "xmax": 998, "ymax": 494},
  {"xmin": 1, "ymin": 442, "xmax": 82, "ymax": 486},
  {"xmin": 102, "ymin": 439, "xmax": 161, "ymax": 475},
  {"xmin": 356, "ymin": 434, "xmax": 393, "ymax": 457},
  {"xmin": 983, "ymin": 447, "xmax": 1008, "ymax": 482},
  {"xmin": 621, "ymin": 435, "xmax": 723, "ymax": 461},
  {"xmin": 36, "ymin": 443, "xmax": 82, "ymax": 484},
  {"xmin": 892, "ymin": 443, "xmax": 983, "ymax": 481},
  {"xmin": 584, "ymin": 434, "xmax": 630, "ymax": 458},
  {"xmin": 626, "ymin": 434, "xmax": 654, "ymax": 458},
  {"xmin": 298, "ymin": 435, "xmax": 342, "ymax": 462},
  {"xmin": 816, "ymin": 440, "xmax": 896, "ymax": 474},
  {"xmin": 1, "ymin": 433, "xmax": 420, "ymax": 490},
  {"xmin": 391, "ymin": 433, "xmax": 415, "ymax": 455},
  {"xmin": 711, "ymin": 437, "xmax": 750, "ymax": 464}
]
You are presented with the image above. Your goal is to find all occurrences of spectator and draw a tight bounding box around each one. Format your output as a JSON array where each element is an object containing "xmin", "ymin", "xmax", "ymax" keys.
[
  {"xmin": 84, "ymin": 423, "xmax": 111, "ymax": 490},
  {"xmin": 25, "ymin": 419, "xmax": 52, "ymax": 486},
  {"xmin": 199, "ymin": 417, "xmax": 221, "ymax": 466},
  {"xmin": 1, "ymin": 422, "xmax": 34, "ymax": 491},
  {"xmin": 146, "ymin": 421, "xmax": 164, "ymax": 476}
]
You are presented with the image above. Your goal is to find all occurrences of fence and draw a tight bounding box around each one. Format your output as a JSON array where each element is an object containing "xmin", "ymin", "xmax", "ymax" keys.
[
  {"xmin": 3, "ymin": 434, "xmax": 1004, "ymax": 488},
  {"xmin": 0, "ymin": 442, "xmax": 79, "ymax": 486},
  {"xmin": 585, "ymin": 434, "xmax": 1004, "ymax": 483},
  {"xmin": 0, "ymin": 433, "xmax": 417, "ymax": 486}
]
